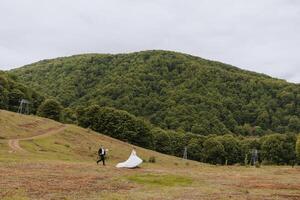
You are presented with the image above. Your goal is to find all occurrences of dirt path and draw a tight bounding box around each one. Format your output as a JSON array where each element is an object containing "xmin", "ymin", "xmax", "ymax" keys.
[{"xmin": 8, "ymin": 124, "xmax": 66, "ymax": 153}]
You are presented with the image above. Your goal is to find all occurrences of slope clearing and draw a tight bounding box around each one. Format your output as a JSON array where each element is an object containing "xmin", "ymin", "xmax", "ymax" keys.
[{"xmin": 0, "ymin": 110, "xmax": 300, "ymax": 200}]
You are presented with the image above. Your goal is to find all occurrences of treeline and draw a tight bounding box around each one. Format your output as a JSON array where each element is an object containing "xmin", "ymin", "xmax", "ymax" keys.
[
  {"xmin": 0, "ymin": 71, "xmax": 44, "ymax": 113},
  {"xmin": 12, "ymin": 50, "xmax": 300, "ymax": 137},
  {"xmin": 75, "ymin": 104, "xmax": 300, "ymax": 165},
  {"xmin": 144, "ymin": 127, "xmax": 297, "ymax": 166},
  {"xmin": 30, "ymin": 99, "xmax": 300, "ymax": 165},
  {"xmin": 77, "ymin": 105, "xmax": 153, "ymax": 148}
]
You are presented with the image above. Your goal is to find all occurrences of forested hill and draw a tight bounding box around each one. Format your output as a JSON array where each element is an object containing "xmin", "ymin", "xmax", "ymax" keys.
[
  {"xmin": 0, "ymin": 71, "xmax": 44, "ymax": 113},
  {"xmin": 11, "ymin": 50, "xmax": 300, "ymax": 136}
]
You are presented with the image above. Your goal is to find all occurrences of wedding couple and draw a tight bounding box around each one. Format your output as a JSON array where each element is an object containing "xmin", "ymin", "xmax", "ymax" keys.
[{"xmin": 97, "ymin": 146, "xmax": 142, "ymax": 168}]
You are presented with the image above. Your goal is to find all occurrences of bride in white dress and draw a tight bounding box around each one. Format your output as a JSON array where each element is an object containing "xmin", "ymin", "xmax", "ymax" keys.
[{"xmin": 116, "ymin": 149, "xmax": 143, "ymax": 168}]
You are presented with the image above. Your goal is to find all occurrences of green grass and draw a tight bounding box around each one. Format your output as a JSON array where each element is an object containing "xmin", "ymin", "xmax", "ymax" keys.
[{"xmin": 127, "ymin": 174, "xmax": 193, "ymax": 187}]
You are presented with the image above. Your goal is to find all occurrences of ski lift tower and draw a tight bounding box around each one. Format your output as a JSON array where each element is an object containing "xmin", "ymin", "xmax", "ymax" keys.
[
  {"xmin": 250, "ymin": 149, "xmax": 258, "ymax": 165},
  {"xmin": 18, "ymin": 99, "xmax": 30, "ymax": 115},
  {"xmin": 183, "ymin": 146, "xmax": 188, "ymax": 160}
]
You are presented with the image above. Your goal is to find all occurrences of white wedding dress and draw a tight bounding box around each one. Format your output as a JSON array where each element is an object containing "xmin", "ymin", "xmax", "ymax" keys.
[{"xmin": 116, "ymin": 149, "xmax": 143, "ymax": 168}]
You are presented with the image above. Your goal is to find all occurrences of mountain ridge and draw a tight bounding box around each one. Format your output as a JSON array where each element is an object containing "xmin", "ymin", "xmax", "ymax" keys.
[
  {"xmin": 14, "ymin": 50, "xmax": 286, "ymax": 82},
  {"xmin": 10, "ymin": 50, "xmax": 300, "ymax": 136}
]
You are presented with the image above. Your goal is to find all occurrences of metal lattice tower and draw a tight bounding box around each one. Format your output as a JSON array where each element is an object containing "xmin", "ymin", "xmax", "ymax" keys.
[
  {"xmin": 250, "ymin": 149, "xmax": 258, "ymax": 165},
  {"xmin": 183, "ymin": 146, "xmax": 188, "ymax": 160},
  {"xmin": 18, "ymin": 99, "xmax": 30, "ymax": 115}
]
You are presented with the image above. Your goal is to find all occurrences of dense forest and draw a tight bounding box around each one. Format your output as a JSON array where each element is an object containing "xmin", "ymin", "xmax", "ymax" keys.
[
  {"xmin": 76, "ymin": 105, "xmax": 299, "ymax": 165},
  {"xmin": 11, "ymin": 50, "xmax": 300, "ymax": 136},
  {"xmin": 0, "ymin": 71, "xmax": 44, "ymax": 113}
]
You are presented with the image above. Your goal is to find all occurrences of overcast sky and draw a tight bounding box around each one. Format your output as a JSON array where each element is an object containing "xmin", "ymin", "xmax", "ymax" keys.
[{"xmin": 1, "ymin": 0, "xmax": 299, "ymax": 83}]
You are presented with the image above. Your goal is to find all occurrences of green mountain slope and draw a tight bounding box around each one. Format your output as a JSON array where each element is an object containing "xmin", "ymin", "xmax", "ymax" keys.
[{"xmin": 11, "ymin": 50, "xmax": 300, "ymax": 135}]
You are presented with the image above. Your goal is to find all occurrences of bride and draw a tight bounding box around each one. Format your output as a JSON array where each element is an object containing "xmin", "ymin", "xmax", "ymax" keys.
[{"xmin": 116, "ymin": 148, "xmax": 143, "ymax": 168}]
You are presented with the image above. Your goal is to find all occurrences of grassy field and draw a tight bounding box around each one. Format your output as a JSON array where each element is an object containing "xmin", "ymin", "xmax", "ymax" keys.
[{"xmin": 0, "ymin": 110, "xmax": 300, "ymax": 200}]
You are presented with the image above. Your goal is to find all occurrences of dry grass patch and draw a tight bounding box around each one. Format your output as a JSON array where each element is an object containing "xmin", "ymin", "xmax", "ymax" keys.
[{"xmin": 0, "ymin": 110, "xmax": 62, "ymax": 139}]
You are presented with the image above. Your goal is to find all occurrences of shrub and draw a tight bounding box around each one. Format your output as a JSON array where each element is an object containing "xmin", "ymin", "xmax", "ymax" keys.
[
  {"xmin": 255, "ymin": 162, "xmax": 261, "ymax": 168},
  {"xmin": 148, "ymin": 156, "xmax": 156, "ymax": 163}
]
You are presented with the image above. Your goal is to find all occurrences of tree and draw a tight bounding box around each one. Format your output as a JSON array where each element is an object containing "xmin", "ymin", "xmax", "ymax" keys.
[
  {"xmin": 152, "ymin": 128, "xmax": 172, "ymax": 154},
  {"xmin": 8, "ymin": 89, "xmax": 25, "ymax": 112},
  {"xmin": 191, "ymin": 124, "xmax": 205, "ymax": 135},
  {"xmin": 77, "ymin": 105, "xmax": 154, "ymax": 148},
  {"xmin": 0, "ymin": 88, "xmax": 8, "ymax": 109},
  {"xmin": 261, "ymin": 134, "xmax": 283, "ymax": 164},
  {"xmin": 191, "ymin": 119, "xmax": 210, "ymax": 136},
  {"xmin": 260, "ymin": 134, "xmax": 296, "ymax": 165},
  {"xmin": 62, "ymin": 108, "xmax": 76, "ymax": 123},
  {"xmin": 167, "ymin": 131, "xmax": 183, "ymax": 156},
  {"xmin": 37, "ymin": 99, "xmax": 63, "ymax": 121},
  {"xmin": 0, "ymin": 73, "xmax": 43, "ymax": 113},
  {"xmin": 288, "ymin": 116, "xmax": 300, "ymax": 133},
  {"xmin": 283, "ymin": 134, "xmax": 297, "ymax": 165},
  {"xmin": 296, "ymin": 136, "xmax": 300, "ymax": 164},
  {"xmin": 187, "ymin": 137, "xmax": 205, "ymax": 161},
  {"xmin": 202, "ymin": 137, "xmax": 225, "ymax": 164},
  {"xmin": 235, "ymin": 124, "xmax": 254, "ymax": 136},
  {"xmin": 217, "ymin": 134, "xmax": 242, "ymax": 164},
  {"xmin": 240, "ymin": 138, "xmax": 261, "ymax": 165},
  {"xmin": 256, "ymin": 111, "xmax": 270, "ymax": 130},
  {"xmin": 0, "ymin": 74, "xmax": 8, "ymax": 88}
]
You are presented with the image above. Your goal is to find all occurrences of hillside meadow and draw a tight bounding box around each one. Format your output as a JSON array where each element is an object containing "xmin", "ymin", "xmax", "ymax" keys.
[{"xmin": 0, "ymin": 110, "xmax": 300, "ymax": 200}]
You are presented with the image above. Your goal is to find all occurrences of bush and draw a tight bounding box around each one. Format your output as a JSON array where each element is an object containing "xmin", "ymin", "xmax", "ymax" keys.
[
  {"xmin": 148, "ymin": 156, "xmax": 156, "ymax": 163},
  {"xmin": 255, "ymin": 162, "xmax": 261, "ymax": 168}
]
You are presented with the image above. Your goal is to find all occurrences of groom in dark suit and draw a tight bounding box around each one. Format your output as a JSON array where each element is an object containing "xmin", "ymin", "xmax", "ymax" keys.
[{"xmin": 97, "ymin": 146, "xmax": 106, "ymax": 166}]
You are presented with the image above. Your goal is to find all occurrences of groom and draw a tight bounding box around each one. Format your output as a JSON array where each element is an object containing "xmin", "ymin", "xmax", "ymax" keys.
[{"xmin": 97, "ymin": 146, "xmax": 106, "ymax": 166}]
